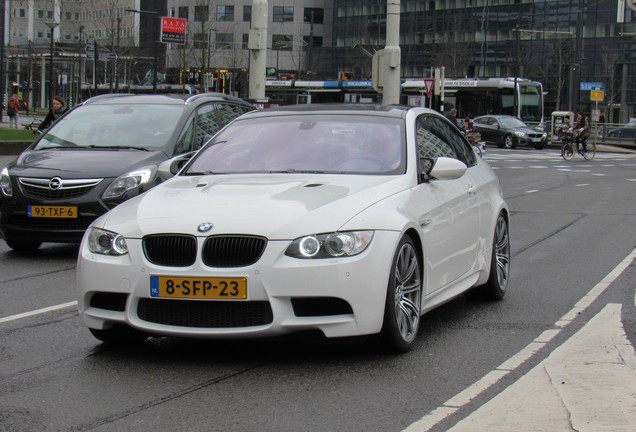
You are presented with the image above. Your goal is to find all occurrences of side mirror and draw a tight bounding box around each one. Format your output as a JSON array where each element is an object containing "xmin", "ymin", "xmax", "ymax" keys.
[
  {"xmin": 420, "ymin": 156, "xmax": 467, "ymax": 182},
  {"xmin": 158, "ymin": 152, "xmax": 195, "ymax": 180}
]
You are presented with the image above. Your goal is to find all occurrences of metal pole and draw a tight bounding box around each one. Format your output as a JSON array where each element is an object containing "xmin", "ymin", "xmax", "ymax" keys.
[
  {"xmin": 0, "ymin": 0, "xmax": 5, "ymax": 122},
  {"xmin": 153, "ymin": 16, "xmax": 158, "ymax": 92},
  {"xmin": 47, "ymin": 23, "xmax": 58, "ymax": 107},
  {"xmin": 115, "ymin": 17, "xmax": 120, "ymax": 91}
]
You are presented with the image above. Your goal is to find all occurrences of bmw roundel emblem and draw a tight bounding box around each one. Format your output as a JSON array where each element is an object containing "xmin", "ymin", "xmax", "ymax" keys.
[{"xmin": 197, "ymin": 222, "xmax": 213, "ymax": 233}]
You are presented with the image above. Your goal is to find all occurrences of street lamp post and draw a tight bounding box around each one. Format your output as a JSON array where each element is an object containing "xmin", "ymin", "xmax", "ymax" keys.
[
  {"xmin": 45, "ymin": 21, "xmax": 59, "ymax": 108},
  {"xmin": 126, "ymin": 8, "xmax": 159, "ymax": 93}
]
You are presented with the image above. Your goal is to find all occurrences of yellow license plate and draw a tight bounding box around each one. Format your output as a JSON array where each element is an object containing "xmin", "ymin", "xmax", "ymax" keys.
[
  {"xmin": 28, "ymin": 205, "xmax": 78, "ymax": 218},
  {"xmin": 150, "ymin": 276, "xmax": 247, "ymax": 299}
]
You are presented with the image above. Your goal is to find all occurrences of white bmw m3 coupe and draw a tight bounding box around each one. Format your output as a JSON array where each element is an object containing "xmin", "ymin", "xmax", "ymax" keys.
[{"xmin": 77, "ymin": 104, "xmax": 510, "ymax": 352}]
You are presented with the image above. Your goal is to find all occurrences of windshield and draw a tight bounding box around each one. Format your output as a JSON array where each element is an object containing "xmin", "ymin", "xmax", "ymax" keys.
[
  {"xmin": 34, "ymin": 104, "xmax": 184, "ymax": 150},
  {"xmin": 186, "ymin": 115, "xmax": 406, "ymax": 175},
  {"xmin": 499, "ymin": 117, "xmax": 528, "ymax": 128}
]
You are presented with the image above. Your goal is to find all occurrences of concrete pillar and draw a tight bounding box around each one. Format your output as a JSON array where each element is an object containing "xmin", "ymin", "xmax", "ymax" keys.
[
  {"xmin": 382, "ymin": 0, "xmax": 401, "ymax": 105},
  {"xmin": 248, "ymin": 0, "xmax": 268, "ymax": 100}
]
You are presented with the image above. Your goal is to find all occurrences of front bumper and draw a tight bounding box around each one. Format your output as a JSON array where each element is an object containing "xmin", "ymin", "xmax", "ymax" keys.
[{"xmin": 77, "ymin": 230, "xmax": 401, "ymax": 339}]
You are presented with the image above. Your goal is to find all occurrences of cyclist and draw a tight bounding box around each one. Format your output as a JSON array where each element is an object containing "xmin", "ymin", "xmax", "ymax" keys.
[{"xmin": 574, "ymin": 112, "xmax": 590, "ymax": 154}]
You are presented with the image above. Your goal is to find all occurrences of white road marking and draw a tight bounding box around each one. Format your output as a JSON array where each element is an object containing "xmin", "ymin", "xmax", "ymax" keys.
[
  {"xmin": 402, "ymin": 247, "xmax": 636, "ymax": 432},
  {"xmin": 0, "ymin": 301, "xmax": 77, "ymax": 324}
]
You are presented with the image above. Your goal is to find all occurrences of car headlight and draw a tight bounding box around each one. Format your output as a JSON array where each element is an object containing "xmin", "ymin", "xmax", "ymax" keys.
[
  {"xmin": 102, "ymin": 166, "xmax": 156, "ymax": 200},
  {"xmin": 285, "ymin": 231, "xmax": 374, "ymax": 259},
  {"xmin": 0, "ymin": 167, "xmax": 12, "ymax": 197},
  {"xmin": 514, "ymin": 131, "xmax": 527, "ymax": 138},
  {"xmin": 86, "ymin": 227, "xmax": 128, "ymax": 255}
]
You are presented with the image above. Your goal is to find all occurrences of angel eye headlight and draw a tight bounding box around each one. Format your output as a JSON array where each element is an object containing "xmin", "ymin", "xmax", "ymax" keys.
[
  {"xmin": 299, "ymin": 236, "xmax": 321, "ymax": 257},
  {"xmin": 285, "ymin": 231, "xmax": 374, "ymax": 259},
  {"xmin": 86, "ymin": 227, "xmax": 128, "ymax": 256}
]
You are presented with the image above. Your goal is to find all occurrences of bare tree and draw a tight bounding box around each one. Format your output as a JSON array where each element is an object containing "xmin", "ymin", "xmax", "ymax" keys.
[
  {"xmin": 540, "ymin": 37, "xmax": 573, "ymax": 112},
  {"xmin": 84, "ymin": 0, "xmax": 132, "ymax": 91},
  {"xmin": 601, "ymin": 49, "xmax": 621, "ymax": 123},
  {"xmin": 430, "ymin": 18, "xmax": 475, "ymax": 78}
]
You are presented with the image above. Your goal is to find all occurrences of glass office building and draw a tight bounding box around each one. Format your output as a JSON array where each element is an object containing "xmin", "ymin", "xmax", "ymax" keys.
[{"xmin": 332, "ymin": 0, "xmax": 636, "ymax": 121}]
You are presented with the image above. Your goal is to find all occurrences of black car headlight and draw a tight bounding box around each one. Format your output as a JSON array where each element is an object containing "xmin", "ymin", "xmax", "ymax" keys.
[
  {"xmin": 86, "ymin": 227, "xmax": 128, "ymax": 255},
  {"xmin": 0, "ymin": 167, "xmax": 12, "ymax": 197},
  {"xmin": 102, "ymin": 166, "xmax": 156, "ymax": 200},
  {"xmin": 285, "ymin": 231, "xmax": 374, "ymax": 259}
]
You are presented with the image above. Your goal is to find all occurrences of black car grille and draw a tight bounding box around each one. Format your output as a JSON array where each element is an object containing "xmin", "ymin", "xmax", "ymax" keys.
[
  {"xmin": 142, "ymin": 234, "xmax": 267, "ymax": 267},
  {"xmin": 137, "ymin": 298, "xmax": 273, "ymax": 328},
  {"xmin": 18, "ymin": 177, "xmax": 102, "ymax": 200},
  {"xmin": 7, "ymin": 214, "xmax": 97, "ymax": 231},
  {"xmin": 143, "ymin": 235, "xmax": 197, "ymax": 267},
  {"xmin": 202, "ymin": 235, "xmax": 267, "ymax": 267}
]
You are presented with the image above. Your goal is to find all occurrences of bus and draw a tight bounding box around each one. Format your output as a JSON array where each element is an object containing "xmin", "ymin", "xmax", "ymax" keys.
[
  {"xmin": 402, "ymin": 77, "xmax": 544, "ymax": 124},
  {"xmin": 265, "ymin": 80, "xmax": 382, "ymax": 105}
]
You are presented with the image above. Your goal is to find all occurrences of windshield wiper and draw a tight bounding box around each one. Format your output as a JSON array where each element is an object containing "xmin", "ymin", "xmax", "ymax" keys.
[{"xmin": 88, "ymin": 145, "xmax": 150, "ymax": 151}]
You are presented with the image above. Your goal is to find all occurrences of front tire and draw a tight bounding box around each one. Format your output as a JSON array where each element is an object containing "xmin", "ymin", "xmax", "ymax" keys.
[
  {"xmin": 561, "ymin": 143, "xmax": 574, "ymax": 160},
  {"xmin": 378, "ymin": 236, "xmax": 422, "ymax": 353},
  {"xmin": 503, "ymin": 135, "xmax": 516, "ymax": 149}
]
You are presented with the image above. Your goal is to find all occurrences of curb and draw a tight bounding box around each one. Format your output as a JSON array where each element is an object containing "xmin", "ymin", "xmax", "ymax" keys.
[{"xmin": 0, "ymin": 141, "xmax": 33, "ymax": 155}]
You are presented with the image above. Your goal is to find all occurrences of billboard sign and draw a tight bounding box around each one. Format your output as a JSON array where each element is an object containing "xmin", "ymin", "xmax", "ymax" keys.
[{"xmin": 161, "ymin": 17, "xmax": 187, "ymax": 44}]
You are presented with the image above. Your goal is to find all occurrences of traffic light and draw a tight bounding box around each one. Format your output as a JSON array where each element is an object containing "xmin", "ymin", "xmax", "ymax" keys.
[
  {"xmin": 280, "ymin": 73, "xmax": 295, "ymax": 80},
  {"xmin": 340, "ymin": 72, "xmax": 352, "ymax": 80}
]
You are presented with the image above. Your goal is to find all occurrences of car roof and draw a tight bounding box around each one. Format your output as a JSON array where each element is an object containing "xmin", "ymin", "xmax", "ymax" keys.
[
  {"xmin": 236, "ymin": 103, "xmax": 434, "ymax": 120},
  {"xmin": 475, "ymin": 114, "xmax": 518, "ymax": 119},
  {"xmin": 81, "ymin": 92, "xmax": 254, "ymax": 107}
]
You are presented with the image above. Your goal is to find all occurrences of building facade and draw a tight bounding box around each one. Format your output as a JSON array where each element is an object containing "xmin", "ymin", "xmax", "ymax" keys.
[
  {"xmin": 165, "ymin": 0, "xmax": 332, "ymax": 94},
  {"xmin": 3, "ymin": 1, "xmax": 635, "ymax": 120},
  {"xmin": 332, "ymin": 0, "xmax": 636, "ymax": 121},
  {"xmin": 2, "ymin": 0, "xmax": 165, "ymax": 108}
]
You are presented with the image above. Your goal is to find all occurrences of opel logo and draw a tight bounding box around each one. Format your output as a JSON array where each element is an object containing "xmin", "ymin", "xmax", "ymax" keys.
[
  {"xmin": 197, "ymin": 222, "xmax": 213, "ymax": 232},
  {"xmin": 49, "ymin": 177, "xmax": 62, "ymax": 190}
]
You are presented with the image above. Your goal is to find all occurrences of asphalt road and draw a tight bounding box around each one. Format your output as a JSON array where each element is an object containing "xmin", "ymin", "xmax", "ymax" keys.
[{"xmin": 0, "ymin": 148, "xmax": 635, "ymax": 431}]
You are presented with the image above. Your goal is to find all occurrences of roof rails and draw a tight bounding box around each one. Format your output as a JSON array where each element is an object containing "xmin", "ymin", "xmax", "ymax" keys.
[{"xmin": 82, "ymin": 93, "xmax": 138, "ymax": 105}]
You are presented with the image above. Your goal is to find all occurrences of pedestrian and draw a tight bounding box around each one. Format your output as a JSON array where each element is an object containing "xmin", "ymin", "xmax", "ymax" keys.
[
  {"xmin": 38, "ymin": 95, "xmax": 68, "ymax": 131},
  {"xmin": 598, "ymin": 112, "xmax": 606, "ymax": 139},
  {"xmin": 464, "ymin": 117, "xmax": 473, "ymax": 132},
  {"xmin": 7, "ymin": 94, "xmax": 20, "ymax": 129},
  {"xmin": 445, "ymin": 108, "xmax": 463, "ymax": 131}
]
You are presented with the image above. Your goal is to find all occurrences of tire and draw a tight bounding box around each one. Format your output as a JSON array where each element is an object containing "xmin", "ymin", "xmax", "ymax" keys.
[
  {"xmin": 503, "ymin": 135, "xmax": 516, "ymax": 149},
  {"xmin": 582, "ymin": 142, "xmax": 596, "ymax": 160},
  {"xmin": 466, "ymin": 213, "xmax": 510, "ymax": 301},
  {"xmin": 561, "ymin": 143, "xmax": 574, "ymax": 160},
  {"xmin": 5, "ymin": 239, "xmax": 42, "ymax": 252},
  {"xmin": 378, "ymin": 236, "xmax": 422, "ymax": 353},
  {"xmin": 89, "ymin": 325, "xmax": 148, "ymax": 345}
]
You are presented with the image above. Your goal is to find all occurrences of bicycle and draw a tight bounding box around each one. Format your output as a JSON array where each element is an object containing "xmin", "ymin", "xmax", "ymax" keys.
[
  {"xmin": 559, "ymin": 129, "xmax": 596, "ymax": 161},
  {"xmin": 23, "ymin": 120, "xmax": 43, "ymax": 135}
]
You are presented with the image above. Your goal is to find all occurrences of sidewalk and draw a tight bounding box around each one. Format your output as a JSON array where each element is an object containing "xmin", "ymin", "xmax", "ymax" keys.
[{"xmin": 447, "ymin": 303, "xmax": 636, "ymax": 432}]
